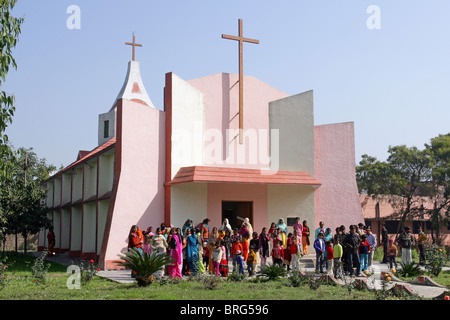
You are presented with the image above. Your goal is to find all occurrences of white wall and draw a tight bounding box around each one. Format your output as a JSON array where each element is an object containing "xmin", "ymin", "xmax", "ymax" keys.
[
  {"xmin": 171, "ymin": 183, "xmax": 207, "ymax": 229},
  {"xmin": 269, "ymin": 90, "xmax": 315, "ymax": 175},
  {"xmin": 171, "ymin": 73, "xmax": 205, "ymax": 179},
  {"xmin": 268, "ymin": 185, "xmax": 315, "ymax": 240}
]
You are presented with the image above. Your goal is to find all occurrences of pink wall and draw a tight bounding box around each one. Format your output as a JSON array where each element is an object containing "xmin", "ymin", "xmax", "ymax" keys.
[
  {"xmin": 103, "ymin": 100, "xmax": 165, "ymax": 266},
  {"xmin": 207, "ymin": 183, "xmax": 268, "ymax": 234},
  {"xmin": 188, "ymin": 73, "xmax": 289, "ymax": 169},
  {"xmin": 314, "ymin": 122, "xmax": 364, "ymax": 232}
]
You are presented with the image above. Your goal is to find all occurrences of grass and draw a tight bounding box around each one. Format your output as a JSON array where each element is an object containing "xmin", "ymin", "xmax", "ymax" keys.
[
  {"xmin": 1, "ymin": 251, "xmax": 448, "ymax": 300},
  {"xmin": 0, "ymin": 251, "xmax": 387, "ymax": 300},
  {"xmin": 0, "ymin": 272, "xmax": 386, "ymax": 300}
]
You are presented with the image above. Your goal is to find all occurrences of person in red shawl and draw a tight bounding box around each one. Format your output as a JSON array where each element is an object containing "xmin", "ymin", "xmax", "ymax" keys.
[
  {"xmin": 47, "ymin": 226, "xmax": 56, "ymax": 256},
  {"xmin": 128, "ymin": 225, "xmax": 144, "ymax": 278},
  {"xmin": 239, "ymin": 222, "xmax": 250, "ymax": 261},
  {"xmin": 128, "ymin": 225, "xmax": 144, "ymax": 251}
]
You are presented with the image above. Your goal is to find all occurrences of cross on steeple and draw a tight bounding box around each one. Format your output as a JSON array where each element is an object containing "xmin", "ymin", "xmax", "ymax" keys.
[
  {"xmin": 125, "ymin": 33, "xmax": 142, "ymax": 61},
  {"xmin": 222, "ymin": 19, "xmax": 259, "ymax": 144}
]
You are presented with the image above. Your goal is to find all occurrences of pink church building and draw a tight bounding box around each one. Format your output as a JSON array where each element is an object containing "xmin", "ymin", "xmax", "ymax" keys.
[{"xmin": 39, "ymin": 58, "xmax": 363, "ymax": 270}]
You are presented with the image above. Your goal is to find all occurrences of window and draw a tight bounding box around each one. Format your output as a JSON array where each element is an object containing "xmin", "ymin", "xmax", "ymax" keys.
[
  {"xmin": 385, "ymin": 220, "xmax": 399, "ymax": 234},
  {"xmin": 286, "ymin": 217, "xmax": 298, "ymax": 227},
  {"xmin": 104, "ymin": 120, "xmax": 109, "ymax": 138}
]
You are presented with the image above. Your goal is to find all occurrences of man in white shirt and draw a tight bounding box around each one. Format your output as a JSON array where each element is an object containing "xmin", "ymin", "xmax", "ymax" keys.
[{"xmin": 366, "ymin": 226, "xmax": 377, "ymax": 270}]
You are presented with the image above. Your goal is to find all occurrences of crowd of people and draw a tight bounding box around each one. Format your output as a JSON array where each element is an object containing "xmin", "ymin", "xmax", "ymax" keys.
[{"xmin": 126, "ymin": 218, "xmax": 427, "ymax": 280}]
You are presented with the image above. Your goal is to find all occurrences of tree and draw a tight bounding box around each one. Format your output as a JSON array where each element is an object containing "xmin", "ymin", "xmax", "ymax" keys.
[
  {"xmin": 0, "ymin": 0, "xmax": 24, "ymax": 173},
  {"xmin": 356, "ymin": 143, "xmax": 434, "ymax": 241},
  {"xmin": 424, "ymin": 133, "xmax": 450, "ymax": 243},
  {"xmin": 0, "ymin": 147, "xmax": 55, "ymax": 253}
]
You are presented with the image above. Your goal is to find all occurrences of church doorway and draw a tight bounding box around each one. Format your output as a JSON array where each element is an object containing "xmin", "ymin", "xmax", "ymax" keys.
[{"xmin": 222, "ymin": 201, "xmax": 253, "ymax": 230}]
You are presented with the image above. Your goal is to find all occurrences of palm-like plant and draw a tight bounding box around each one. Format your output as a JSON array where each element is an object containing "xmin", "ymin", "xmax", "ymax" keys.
[
  {"xmin": 398, "ymin": 262, "xmax": 422, "ymax": 278},
  {"xmin": 258, "ymin": 263, "xmax": 287, "ymax": 281},
  {"xmin": 116, "ymin": 249, "xmax": 173, "ymax": 287}
]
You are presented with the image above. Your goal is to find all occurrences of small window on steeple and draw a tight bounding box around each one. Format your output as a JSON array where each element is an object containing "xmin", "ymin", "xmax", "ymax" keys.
[{"xmin": 104, "ymin": 120, "xmax": 109, "ymax": 138}]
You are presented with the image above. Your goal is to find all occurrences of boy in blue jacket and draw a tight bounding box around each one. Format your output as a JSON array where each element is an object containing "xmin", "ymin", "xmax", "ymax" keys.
[{"xmin": 314, "ymin": 232, "xmax": 326, "ymax": 273}]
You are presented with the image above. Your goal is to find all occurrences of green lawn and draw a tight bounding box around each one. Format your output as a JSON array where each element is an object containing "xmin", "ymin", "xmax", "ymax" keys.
[
  {"xmin": 0, "ymin": 272, "xmax": 390, "ymax": 300},
  {"xmin": 0, "ymin": 251, "xmax": 447, "ymax": 300}
]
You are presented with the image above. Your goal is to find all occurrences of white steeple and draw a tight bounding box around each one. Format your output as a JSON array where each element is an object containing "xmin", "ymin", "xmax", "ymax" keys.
[{"xmin": 112, "ymin": 60, "xmax": 156, "ymax": 109}]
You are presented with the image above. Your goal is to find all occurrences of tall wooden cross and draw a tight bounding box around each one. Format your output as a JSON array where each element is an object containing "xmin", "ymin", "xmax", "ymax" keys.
[
  {"xmin": 222, "ymin": 19, "xmax": 259, "ymax": 144},
  {"xmin": 125, "ymin": 33, "xmax": 142, "ymax": 61}
]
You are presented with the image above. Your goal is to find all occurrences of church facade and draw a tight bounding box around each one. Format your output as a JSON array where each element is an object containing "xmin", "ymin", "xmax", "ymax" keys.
[{"xmin": 38, "ymin": 58, "xmax": 363, "ymax": 270}]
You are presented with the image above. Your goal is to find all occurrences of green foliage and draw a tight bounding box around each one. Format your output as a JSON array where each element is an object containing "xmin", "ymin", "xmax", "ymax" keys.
[
  {"xmin": 201, "ymin": 275, "xmax": 223, "ymax": 290},
  {"xmin": 398, "ymin": 262, "xmax": 422, "ymax": 278},
  {"xmin": 0, "ymin": 147, "xmax": 55, "ymax": 252},
  {"xmin": 258, "ymin": 263, "xmax": 287, "ymax": 281},
  {"xmin": 424, "ymin": 245, "xmax": 448, "ymax": 277},
  {"xmin": 0, "ymin": 0, "xmax": 24, "ymax": 171},
  {"xmin": 286, "ymin": 271, "xmax": 309, "ymax": 287},
  {"xmin": 116, "ymin": 249, "xmax": 173, "ymax": 287},
  {"xmin": 0, "ymin": 255, "xmax": 12, "ymax": 289},
  {"xmin": 78, "ymin": 259, "xmax": 99, "ymax": 286},
  {"xmin": 357, "ymin": 134, "xmax": 449, "ymax": 238},
  {"xmin": 227, "ymin": 272, "xmax": 246, "ymax": 282},
  {"xmin": 31, "ymin": 252, "xmax": 50, "ymax": 284}
]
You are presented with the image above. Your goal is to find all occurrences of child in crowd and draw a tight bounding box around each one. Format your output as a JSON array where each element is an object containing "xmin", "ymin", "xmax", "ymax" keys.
[
  {"xmin": 290, "ymin": 231, "xmax": 301, "ymax": 273},
  {"xmin": 313, "ymin": 232, "xmax": 326, "ymax": 273},
  {"xmin": 283, "ymin": 233, "xmax": 292, "ymax": 271},
  {"xmin": 250, "ymin": 232, "xmax": 260, "ymax": 268},
  {"xmin": 232, "ymin": 237, "xmax": 244, "ymax": 274},
  {"xmin": 359, "ymin": 234, "xmax": 371, "ymax": 274},
  {"xmin": 219, "ymin": 240, "xmax": 228, "ymax": 277},
  {"xmin": 272, "ymin": 240, "xmax": 284, "ymax": 267},
  {"xmin": 326, "ymin": 241, "xmax": 334, "ymax": 275},
  {"xmin": 387, "ymin": 239, "xmax": 398, "ymax": 270},
  {"xmin": 333, "ymin": 237, "xmax": 343, "ymax": 279},
  {"xmin": 203, "ymin": 241, "xmax": 210, "ymax": 269},
  {"xmin": 247, "ymin": 247, "xmax": 256, "ymax": 276},
  {"xmin": 211, "ymin": 241, "xmax": 223, "ymax": 277}
]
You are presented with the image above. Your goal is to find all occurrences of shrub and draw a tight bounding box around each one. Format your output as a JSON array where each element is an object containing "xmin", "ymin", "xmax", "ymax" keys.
[
  {"xmin": 31, "ymin": 252, "xmax": 50, "ymax": 283},
  {"xmin": 79, "ymin": 259, "xmax": 99, "ymax": 286},
  {"xmin": 202, "ymin": 275, "xmax": 223, "ymax": 290},
  {"xmin": 0, "ymin": 256, "xmax": 13, "ymax": 290},
  {"xmin": 398, "ymin": 262, "xmax": 422, "ymax": 278},
  {"xmin": 227, "ymin": 272, "xmax": 246, "ymax": 282},
  {"xmin": 287, "ymin": 271, "xmax": 309, "ymax": 287},
  {"xmin": 116, "ymin": 249, "xmax": 173, "ymax": 287},
  {"xmin": 424, "ymin": 245, "xmax": 448, "ymax": 277},
  {"xmin": 258, "ymin": 263, "xmax": 287, "ymax": 281}
]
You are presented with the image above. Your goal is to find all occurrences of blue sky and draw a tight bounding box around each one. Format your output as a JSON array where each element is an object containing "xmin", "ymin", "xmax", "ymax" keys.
[{"xmin": 3, "ymin": 0, "xmax": 450, "ymax": 168}]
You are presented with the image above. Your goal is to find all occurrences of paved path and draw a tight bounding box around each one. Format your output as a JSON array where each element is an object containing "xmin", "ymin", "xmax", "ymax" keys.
[{"xmin": 42, "ymin": 252, "xmax": 449, "ymax": 299}]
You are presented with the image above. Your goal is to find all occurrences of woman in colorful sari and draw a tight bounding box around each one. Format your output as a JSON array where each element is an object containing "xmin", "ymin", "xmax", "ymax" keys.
[
  {"xmin": 244, "ymin": 218, "xmax": 253, "ymax": 238},
  {"xmin": 186, "ymin": 229, "xmax": 199, "ymax": 275},
  {"xmin": 219, "ymin": 218, "xmax": 233, "ymax": 234},
  {"xmin": 239, "ymin": 223, "xmax": 250, "ymax": 261},
  {"xmin": 201, "ymin": 219, "xmax": 210, "ymax": 243},
  {"xmin": 143, "ymin": 226, "xmax": 154, "ymax": 255},
  {"xmin": 302, "ymin": 220, "xmax": 310, "ymax": 255},
  {"xmin": 182, "ymin": 219, "xmax": 193, "ymax": 236},
  {"xmin": 276, "ymin": 218, "xmax": 288, "ymax": 248},
  {"xmin": 167, "ymin": 229, "xmax": 183, "ymax": 279},
  {"xmin": 259, "ymin": 227, "xmax": 270, "ymax": 267},
  {"xmin": 207, "ymin": 227, "xmax": 218, "ymax": 273},
  {"xmin": 128, "ymin": 225, "xmax": 144, "ymax": 278},
  {"xmin": 176, "ymin": 228, "xmax": 184, "ymax": 276},
  {"xmin": 195, "ymin": 228, "xmax": 206, "ymax": 274},
  {"xmin": 268, "ymin": 222, "xmax": 276, "ymax": 255}
]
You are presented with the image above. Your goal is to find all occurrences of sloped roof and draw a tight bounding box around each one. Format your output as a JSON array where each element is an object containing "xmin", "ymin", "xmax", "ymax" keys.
[
  {"xmin": 45, "ymin": 138, "xmax": 116, "ymax": 181},
  {"xmin": 169, "ymin": 166, "xmax": 321, "ymax": 187}
]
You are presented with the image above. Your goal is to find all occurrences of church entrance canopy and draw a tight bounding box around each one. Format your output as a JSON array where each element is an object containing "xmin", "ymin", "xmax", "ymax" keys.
[{"xmin": 168, "ymin": 166, "xmax": 321, "ymax": 187}]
